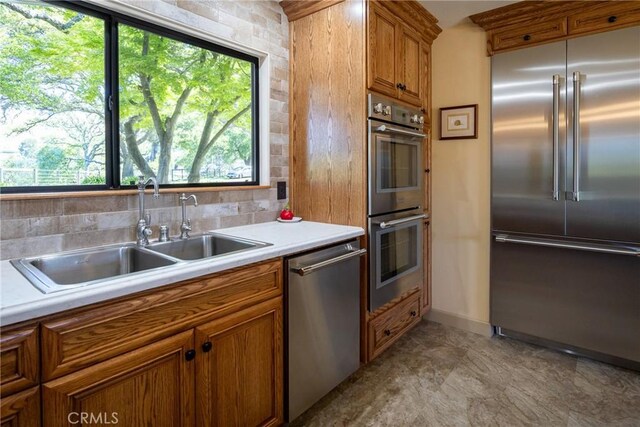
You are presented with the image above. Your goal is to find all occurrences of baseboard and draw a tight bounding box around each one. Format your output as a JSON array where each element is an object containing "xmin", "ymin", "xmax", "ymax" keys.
[{"xmin": 424, "ymin": 309, "xmax": 493, "ymax": 337}]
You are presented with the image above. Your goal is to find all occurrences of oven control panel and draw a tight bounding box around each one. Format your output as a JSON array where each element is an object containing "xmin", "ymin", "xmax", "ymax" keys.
[{"xmin": 368, "ymin": 93, "xmax": 424, "ymax": 129}]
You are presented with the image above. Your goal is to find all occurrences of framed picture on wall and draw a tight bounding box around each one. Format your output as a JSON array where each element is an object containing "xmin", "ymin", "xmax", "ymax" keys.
[{"xmin": 439, "ymin": 104, "xmax": 478, "ymax": 140}]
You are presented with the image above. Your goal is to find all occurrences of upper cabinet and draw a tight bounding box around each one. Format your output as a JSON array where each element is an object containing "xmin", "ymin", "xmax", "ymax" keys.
[
  {"xmin": 367, "ymin": 1, "xmax": 427, "ymax": 107},
  {"xmin": 470, "ymin": 0, "xmax": 640, "ymax": 55},
  {"xmin": 368, "ymin": 3, "xmax": 398, "ymax": 98},
  {"xmin": 396, "ymin": 25, "xmax": 423, "ymax": 106}
]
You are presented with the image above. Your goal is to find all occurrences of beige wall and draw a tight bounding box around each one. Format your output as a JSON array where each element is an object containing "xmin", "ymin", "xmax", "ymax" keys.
[
  {"xmin": 0, "ymin": 1, "xmax": 289, "ymax": 260},
  {"xmin": 430, "ymin": 21, "xmax": 491, "ymax": 326}
]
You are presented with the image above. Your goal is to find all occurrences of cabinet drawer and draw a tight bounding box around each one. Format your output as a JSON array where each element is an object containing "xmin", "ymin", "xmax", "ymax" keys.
[
  {"xmin": 368, "ymin": 291, "xmax": 420, "ymax": 359},
  {"xmin": 0, "ymin": 326, "xmax": 38, "ymax": 397},
  {"xmin": 41, "ymin": 258, "xmax": 282, "ymax": 381},
  {"xmin": 491, "ymin": 18, "xmax": 567, "ymax": 53},
  {"xmin": 569, "ymin": 2, "xmax": 640, "ymax": 36},
  {"xmin": 0, "ymin": 386, "xmax": 40, "ymax": 426}
]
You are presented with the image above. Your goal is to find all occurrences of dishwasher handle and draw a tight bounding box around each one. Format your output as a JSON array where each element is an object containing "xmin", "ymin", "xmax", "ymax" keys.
[{"xmin": 291, "ymin": 248, "xmax": 367, "ymax": 276}]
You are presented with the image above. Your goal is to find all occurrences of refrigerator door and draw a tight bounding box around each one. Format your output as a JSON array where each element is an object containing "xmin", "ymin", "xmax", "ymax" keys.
[
  {"xmin": 492, "ymin": 41, "xmax": 567, "ymax": 236},
  {"xmin": 491, "ymin": 235, "xmax": 640, "ymax": 367},
  {"xmin": 566, "ymin": 27, "xmax": 640, "ymax": 244}
]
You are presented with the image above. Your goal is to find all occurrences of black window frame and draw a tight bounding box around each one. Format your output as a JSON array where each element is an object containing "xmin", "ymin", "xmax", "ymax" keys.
[{"xmin": 1, "ymin": 0, "xmax": 260, "ymax": 194}]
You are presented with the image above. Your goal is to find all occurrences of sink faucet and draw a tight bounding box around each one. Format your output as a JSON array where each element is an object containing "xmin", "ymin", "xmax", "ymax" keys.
[
  {"xmin": 179, "ymin": 193, "xmax": 198, "ymax": 239},
  {"xmin": 136, "ymin": 175, "xmax": 160, "ymax": 246}
]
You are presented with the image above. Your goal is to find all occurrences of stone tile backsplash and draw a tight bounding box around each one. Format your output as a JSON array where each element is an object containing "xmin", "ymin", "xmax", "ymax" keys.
[{"xmin": 0, "ymin": 0, "xmax": 289, "ymax": 260}]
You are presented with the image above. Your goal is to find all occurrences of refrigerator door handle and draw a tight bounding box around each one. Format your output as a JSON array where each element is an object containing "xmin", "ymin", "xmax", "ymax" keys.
[
  {"xmin": 494, "ymin": 234, "xmax": 640, "ymax": 257},
  {"xmin": 552, "ymin": 74, "xmax": 561, "ymax": 201},
  {"xmin": 571, "ymin": 71, "xmax": 582, "ymax": 202}
]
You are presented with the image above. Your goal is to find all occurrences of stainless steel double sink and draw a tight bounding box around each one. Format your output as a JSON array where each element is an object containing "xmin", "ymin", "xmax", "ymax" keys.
[{"xmin": 11, "ymin": 233, "xmax": 271, "ymax": 294}]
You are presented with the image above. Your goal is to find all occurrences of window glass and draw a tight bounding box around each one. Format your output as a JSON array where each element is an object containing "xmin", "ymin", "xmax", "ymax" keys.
[
  {"xmin": 118, "ymin": 23, "xmax": 255, "ymax": 185},
  {"xmin": 0, "ymin": 1, "xmax": 258, "ymax": 192},
  {"xmin": 0, "ymin": 2, "xmax": 106, "ymax": 188}
]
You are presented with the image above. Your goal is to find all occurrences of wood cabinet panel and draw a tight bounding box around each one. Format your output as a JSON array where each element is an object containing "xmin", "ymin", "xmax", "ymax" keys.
[
  {"xmin": 491, "ymin": 17, "xmax": 567, "ymax": 53},
  {"xmin": 195, "ymin": 298, "xmax": 283, "ymax": 427},
  {"xmin": 569, "ymin": 2, "xmax": 640, "ymax": 35},
  {"xmin": 421, "ymin": 43, "xmax": 432, "ymax": 129},
  {"xmin": 397, "ymin": 25, "xmax": 423, "ymax": 107},
  {"xmin": 43, "ymin": 331, "xmax": 195, "ymax": 427},
  {"xmin": 471, "ymin": 1, "xmax": 640, "ymax": 56},
  {"xmin": 290, "ymin": 0, "xmax": 367, "ymax": 228},
  {"xmin": 421, "ymin": 219, "xmax": 432, "ymax": 316},
  {"xmin": 0, "ymin": 326, "xmax": 38, "ymax": 398},
  {"xmin": 0, "ymin": 386, "xmax": 40, "ymax": 427},
  {"xmin": 368, "ymin": 290, "xmax": 421, "ymax": 359},
  {"xmin": 41, "ymin": 259, "xmax": 282, "ymax": 381},
  {"xmin": 368, "ymin": 2, "xmax": 398, "ymax": 98}
]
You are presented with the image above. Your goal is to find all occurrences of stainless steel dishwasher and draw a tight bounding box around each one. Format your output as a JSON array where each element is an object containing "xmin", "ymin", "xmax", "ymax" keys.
[{"xmin": 286, "ymin": 240, "xmax": 365, "ymax": 422}]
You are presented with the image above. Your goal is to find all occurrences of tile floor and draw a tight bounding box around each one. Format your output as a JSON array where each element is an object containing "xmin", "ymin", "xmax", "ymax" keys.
[{"xmin": 291, "ymin": 321, "xmax": 640, "ymax": 427}]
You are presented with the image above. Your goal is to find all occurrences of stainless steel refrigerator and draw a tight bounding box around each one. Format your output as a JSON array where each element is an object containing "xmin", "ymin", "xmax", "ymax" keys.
[{"xmin": 490, "ymin": 26, "xmax": 640, "ymax": 370}]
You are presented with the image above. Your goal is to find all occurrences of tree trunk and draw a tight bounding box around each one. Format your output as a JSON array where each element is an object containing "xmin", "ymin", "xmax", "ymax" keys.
[
  {"xmin": 120, "ymin": 143, "xmax": 134, "ymax": 180},
  {"xmin": 187, "ymin": 105, "xmax": 250, "ymax": 183},
  {"xmin": 123, "ymin": 117, "xmax": 155, "ymax": 179}
]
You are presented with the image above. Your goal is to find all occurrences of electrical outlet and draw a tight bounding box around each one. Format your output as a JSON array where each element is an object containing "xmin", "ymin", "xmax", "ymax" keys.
[{"xmin": 277, "ymin": 181, "xmax": 287, "ymax": 200}]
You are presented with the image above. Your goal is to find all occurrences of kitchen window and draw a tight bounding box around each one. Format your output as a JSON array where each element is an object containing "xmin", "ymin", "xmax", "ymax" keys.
[{"xmin": 0, "ymin": 0, "xmax": 259, "ymax": 193}]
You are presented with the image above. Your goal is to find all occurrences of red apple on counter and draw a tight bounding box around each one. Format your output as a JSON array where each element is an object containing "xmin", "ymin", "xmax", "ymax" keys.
[{"xmin": 279, "ymin": 203, "xmax": 294, "ymax": 220}]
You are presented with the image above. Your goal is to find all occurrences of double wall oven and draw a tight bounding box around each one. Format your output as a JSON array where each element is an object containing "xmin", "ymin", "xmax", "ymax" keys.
[{"xmin": 368, "ymin": 93, "xmax": 426, "ymax": 311}]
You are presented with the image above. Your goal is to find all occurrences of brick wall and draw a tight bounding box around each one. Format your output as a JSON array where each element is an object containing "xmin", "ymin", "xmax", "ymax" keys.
[{"xmin": 0, "ymin": 0, "xmax": 289, "ymax": 260}]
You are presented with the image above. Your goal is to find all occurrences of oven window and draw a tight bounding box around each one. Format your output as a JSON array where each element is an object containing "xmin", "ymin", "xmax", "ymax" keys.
[
  {"xmin": 378, "ymin": 138, "xmax": 419, "ymax": 191},
  {"xmin": 378, "ymin": 223, "xmax": 419, "ymax": 288}
]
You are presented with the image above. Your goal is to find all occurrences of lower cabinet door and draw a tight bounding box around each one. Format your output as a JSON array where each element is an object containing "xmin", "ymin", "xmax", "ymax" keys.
[
  {"xmin": 42, "ymin": 331, "xmax": 195, "ymax": 427},
  {"xmin": 195, "ymin": 297, "xmax": 283, "ymax": 427},
  {"xmin": 1, "ymin": 386, "xmax": 40, "ymax": 427}
]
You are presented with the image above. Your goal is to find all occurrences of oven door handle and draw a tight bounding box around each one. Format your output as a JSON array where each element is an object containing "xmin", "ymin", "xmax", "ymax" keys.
[
  {"xmin": 379, "ymin": 213, "xmax": 427, "ymax": 229},
  {"xmin": 376, "ymin": 124, "xmax": 426, "ymax": 139}
]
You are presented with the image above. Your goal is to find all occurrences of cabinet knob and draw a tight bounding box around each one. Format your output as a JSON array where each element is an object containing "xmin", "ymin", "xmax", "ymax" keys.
[
  {"xmin": 425, "ymin": 168, "xmax": 430, "ymax": 173},
  {"xmin": 384, "ymin": 329, "xmax": 391, "ymax": 336},
  {"xmin": 202, "ymin": 341, "xmax": 213, "ymax": 353},
  {"xmin": 185, "ymin": 349, "xmax": 196, "ymax": 361},
  {"xmin": 396, "ymin": 83, "xmax": 403, "ymax": 90},
  {"xmin": 410, "ymin": 310, "xmax": 417, "ymax": 317},
  {"xmin": 608, "ymin": 16, "xmax": 617, "ymax": 23},
  {"xmin": 523, "ymin": 34, "xmax": 531, "ymax": 41}
]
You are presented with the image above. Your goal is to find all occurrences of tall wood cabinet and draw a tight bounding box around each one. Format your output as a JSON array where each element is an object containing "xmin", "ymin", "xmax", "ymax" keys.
[{"xmin": 282, "ymin": 0, "xmax": 441, "ymax": 362}]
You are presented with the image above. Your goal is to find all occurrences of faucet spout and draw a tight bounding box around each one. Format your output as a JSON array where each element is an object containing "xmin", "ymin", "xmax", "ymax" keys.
[
  {"xmin": 179, "ymin": 193, "xmax": 198, "ymax": 239},
  {"xmin": 136, "ymin": 175, "xmax": 159, "ymax": 246}
]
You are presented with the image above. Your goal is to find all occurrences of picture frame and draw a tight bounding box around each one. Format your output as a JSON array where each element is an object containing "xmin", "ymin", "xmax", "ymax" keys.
[{"xmin": 439, "ymin": 104, "xmax": 478, "ymax": 140}]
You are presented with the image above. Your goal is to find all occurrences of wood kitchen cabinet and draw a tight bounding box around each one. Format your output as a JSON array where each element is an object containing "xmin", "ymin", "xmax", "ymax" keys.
[
  {"xmin": 1, "ymin": 259, "xmax": 284, "ymax": 427},
  {"xmin": 396, "ymin": 24, "xmax": 423, "ymax": 106},
  {"xmin": 368, "ymin": 289, "xmax": 421, "ymax": 359},
  {"xmin": 0, "ymin": 386, "xmax": 40, "ymax": 427},
  {"xmin": 421, "ymin": 219, "xmax": 432, "ymax": 316},
  {"xmin": 0, "ymin": 326, "xmax": 38, "ymax": 398},
  {"xmin": 43, "ymin": 331, "xmax": 195, "ymax": 427},
  {"xmin": 0, "ymin": 325, "xmax": 39, "ymax": 427},
  {"xmin": 42, "ymin": 298, "xmax": 283, "ymax": 427},
  {"xmin": 367, "ymin": 1, "xmax": 425, "ymax": 107},
  {"xmin": 196, "ymin": 298, "xmax": 283, "ymax": 427},
  {"xmin": 470, "ymin": 1, "xmax": 640, "ymax": 55},
  {"xmin": 367, "ymin": 2, "xmax": 398, "ymax": 98}
]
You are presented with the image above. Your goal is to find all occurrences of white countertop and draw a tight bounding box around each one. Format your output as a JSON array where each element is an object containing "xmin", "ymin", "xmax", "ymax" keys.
[{"xmin": 0, "ymin": 221, "xmax": 364, "ymax": 326}]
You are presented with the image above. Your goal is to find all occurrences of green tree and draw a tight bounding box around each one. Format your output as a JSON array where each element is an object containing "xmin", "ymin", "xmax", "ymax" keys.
[
  {"xmin": 0, "ymin": 2, "xmax": 254, "ymax": 185},
  {"xmin": 36, "ymin": 145, "xmax": 66, "ymax": 170}
]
